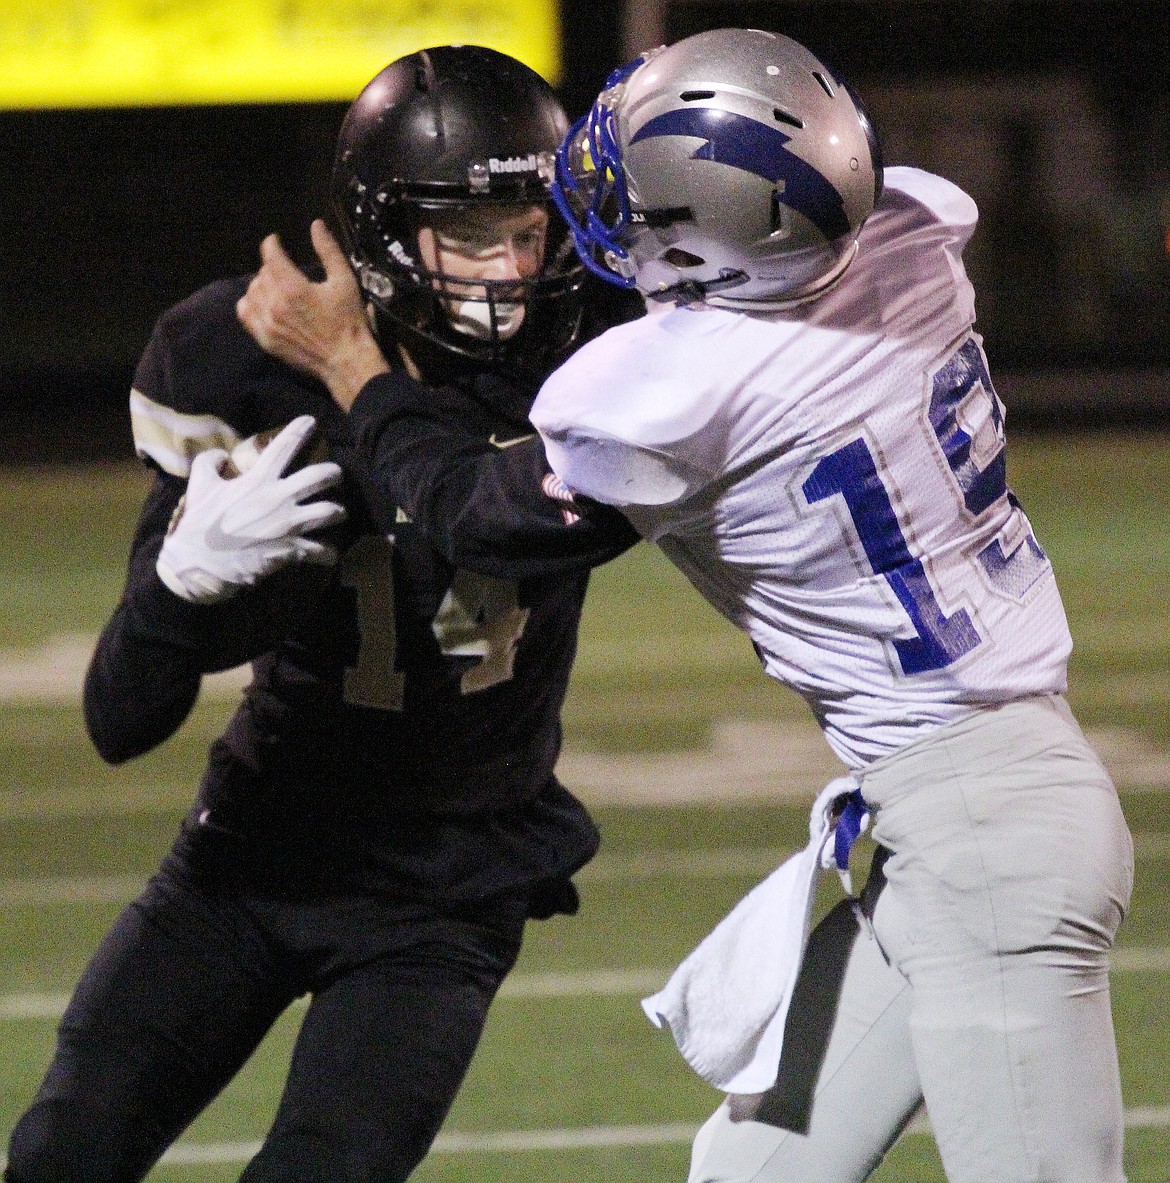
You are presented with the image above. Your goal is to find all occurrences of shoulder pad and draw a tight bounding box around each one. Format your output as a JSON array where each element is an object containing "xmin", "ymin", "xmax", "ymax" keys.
[{"xmin": 881, "ymin": 167, "xmax": 978, "ymax": 232}]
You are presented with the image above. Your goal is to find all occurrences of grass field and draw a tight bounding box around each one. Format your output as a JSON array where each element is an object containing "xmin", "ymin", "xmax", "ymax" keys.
[{"xmin": 0, "ymin": 430, "xmax": 1168, "ymax": 1179}]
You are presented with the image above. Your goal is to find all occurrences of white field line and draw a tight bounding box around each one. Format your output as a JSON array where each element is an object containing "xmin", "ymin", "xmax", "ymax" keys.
[
  {"xmin": 3, "ymin": 830, "xmax": 1167, "ymax": 910},
  {"xmin": 0, "ymin": 786, "xmax": 196, "ymax": 821},
  {"xmin": 2, "ymin": 633, "xmax": 1169, "ymax": 805},
  {"xmin": 432, "ymin": 1121, "xmax": 701, "ymax": 1153},
  {"xmin": 161, "ymin": 1103, "xmax": 1169, "ymax": 1156},
  {"xmin": 4, "ymin": 1107, "xmax": 1167, "ymax": 1171},
  {"xmin": 3, "ymin": 949, "xmax": 1168, "ymax": 1024},
  {"xmin": 584, "ymin": 832, "xmax": 1170, "ymax": 875},
  {"xmin": 0, "ymin": 634, "xmax": 249, "ymax": 704},
  {"xmin": 0, "ymin": 750, "xmax": 1165, "ymax": 822},
  {"xmin": 904, "ymin": 1104, "xmax": 1170, "ymax": 1137},
  {"xmin": 0, "ymin": 875, "xmax": 148, "ymax": 906},
  {"xmin": 497, "ymin": 968, "xmax": 669, "ymax": 999},
  {"xmin": 0, "ymin": 848, "xmax": 811, "ymax": 909},
  {"xmin": 1111, "ymin": 946, "xmax": 1170, "ymax": 974},
  {"xmin": 0, "ymin": 728, "xmax": 1165, "ymax": 819},
  {"xmin": 0, "ymin": 970, "xmax": 674, "ymax": 1023},
  {"xmin": 1132, "ymin": 831, "xmax": 1170, "ymax": 859}
]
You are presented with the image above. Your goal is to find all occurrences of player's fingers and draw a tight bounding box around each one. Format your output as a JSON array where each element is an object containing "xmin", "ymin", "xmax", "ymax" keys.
[
  {"xmin": 253, "ymin": 415, "xmax": 320, "ymax": 476},
  {"xmin": 294, "ymin": 498, "xmax": 348, "ymax": 534},
  {"xmin": 294, "ymin": 537, "xmax": 340, "ymax": 567},
  {"xmin": 255, "ymin": 234, "xmax": 282, "ymax": 274},
  {"xmin": 250, "ymin": 500, "xmax": 343, "ymax": 542},
  {"xmin": 235, "ymin": 286, "xmax": 266, "ymax": 341},
  {"xmin": 311, "ymin": 219, "xmax": 352, "ymax": 282},
  {"xmin": 258, "ymin": 233, "xmax": 301, "ymax": 281},
  {"xmin": 283, "ymin": 461, "xmax": 345, "ymax": 503},
  {"xmin": 236, "ymin": 266, "xmax": 287, "ymax": 339}
]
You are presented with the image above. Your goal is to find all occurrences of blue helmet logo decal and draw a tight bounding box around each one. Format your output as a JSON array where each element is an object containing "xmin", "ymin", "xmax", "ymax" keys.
[{"xmin": 629, "ymin": 108, "xmax": 850, "ymax": 241}]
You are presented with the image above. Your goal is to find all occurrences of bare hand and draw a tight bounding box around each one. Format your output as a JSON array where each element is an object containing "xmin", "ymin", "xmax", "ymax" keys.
[{"xmin": 237, "ymin": 219, "xmax": 391, "ymax": 410}]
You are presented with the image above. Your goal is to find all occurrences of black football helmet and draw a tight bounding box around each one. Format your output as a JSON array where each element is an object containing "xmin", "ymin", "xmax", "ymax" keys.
[{"xmin": 330, "ymin": 46, "xmax": 586, "ymax": 378}]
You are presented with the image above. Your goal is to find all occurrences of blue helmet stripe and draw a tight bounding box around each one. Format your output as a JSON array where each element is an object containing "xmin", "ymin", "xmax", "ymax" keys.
[{"xmin": 630, "ymin": 108, "xmax": 850, "ymax": 241}]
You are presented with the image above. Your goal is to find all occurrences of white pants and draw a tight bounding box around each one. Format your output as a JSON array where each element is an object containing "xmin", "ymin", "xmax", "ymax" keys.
[{"xmin": 689, "ymin": 696, "xmax": 1133, "ymax": 1183}]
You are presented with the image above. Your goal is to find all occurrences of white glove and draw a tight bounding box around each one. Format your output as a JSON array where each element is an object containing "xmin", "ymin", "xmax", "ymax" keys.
[{"xmin": 157, "ymin": 415, "xmax": 346, "ymax": 603}]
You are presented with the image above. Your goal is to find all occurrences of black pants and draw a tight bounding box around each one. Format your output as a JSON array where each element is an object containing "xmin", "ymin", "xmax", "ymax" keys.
[{"xmin": 6, "ymin": 869, "xmax": 527, "ymax": 1182}]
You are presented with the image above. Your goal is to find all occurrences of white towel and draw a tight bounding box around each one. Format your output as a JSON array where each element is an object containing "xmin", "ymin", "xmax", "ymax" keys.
[{"xmin": 640, "ymin": 776, "xmax": 858, "ymax": 1094}]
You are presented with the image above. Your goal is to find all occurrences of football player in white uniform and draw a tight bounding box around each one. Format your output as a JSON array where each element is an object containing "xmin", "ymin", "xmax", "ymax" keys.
[
  {"xmin": 532, "ymin": 28, "xmax": 1133, "ymax": 1183},
  {"xmin": 234, "ymin": 29, "xmax": 1133, "ymax": 1183}
]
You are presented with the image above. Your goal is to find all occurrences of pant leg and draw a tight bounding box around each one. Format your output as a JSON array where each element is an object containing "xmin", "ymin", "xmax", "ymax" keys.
[
  {"xmin": 688, "ymin": 880, "xmax": 922, "ymax": 1183},
  {"xmin": 239, "ymin": 896, "xmax": 526, "ymax": 1183},
  {"xmin": 5, "ymin": 872, "xmax": 294, "ymax": 1183},
  {"xmin": 861, "ymin": 696, "xmax": 1134, "ymax": 1183}
]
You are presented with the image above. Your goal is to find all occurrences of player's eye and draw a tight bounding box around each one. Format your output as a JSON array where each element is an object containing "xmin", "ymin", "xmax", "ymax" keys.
[
  {"xmin": 437, "ymin": 230, "xmax": 497, "ymax": 256},
  {"xmin": 515, "ymin": 229, "xmax": 546, "ymax": 253}
]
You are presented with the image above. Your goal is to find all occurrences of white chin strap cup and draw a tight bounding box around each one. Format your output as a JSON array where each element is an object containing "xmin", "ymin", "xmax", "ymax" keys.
[{"xmin": 446, "ymin": 298, "xmax": 526, "ymax": 341}]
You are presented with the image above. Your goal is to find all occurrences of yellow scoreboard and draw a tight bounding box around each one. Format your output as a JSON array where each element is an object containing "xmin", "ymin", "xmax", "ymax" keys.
[{"xmin": 0, "ymin": 0, "xmax": 560, "ymax": 108}]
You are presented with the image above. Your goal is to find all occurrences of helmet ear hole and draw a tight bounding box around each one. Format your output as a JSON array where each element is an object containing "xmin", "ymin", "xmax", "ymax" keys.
[
  {"xmin": 773, "ymin": 108, "xmax": 804, "ymax": 129},
  {"xmin": 663, "ymin": 247, "xmax": 705, "ymax": 268}
]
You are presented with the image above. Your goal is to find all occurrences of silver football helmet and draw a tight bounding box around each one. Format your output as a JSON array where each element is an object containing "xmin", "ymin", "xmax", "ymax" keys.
[{"xmin": 553, "ymin": 28, "xmax": 883, "ymax": 307}]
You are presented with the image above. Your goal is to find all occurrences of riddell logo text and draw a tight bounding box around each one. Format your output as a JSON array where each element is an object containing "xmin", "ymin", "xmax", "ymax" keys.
[
  {"xmin": 388, "ymin": 240, "xmax": 414, "ymax": 266},
  {"xmin": 489, "ymin": 155, "xmax": 538, "ymax": 174}
]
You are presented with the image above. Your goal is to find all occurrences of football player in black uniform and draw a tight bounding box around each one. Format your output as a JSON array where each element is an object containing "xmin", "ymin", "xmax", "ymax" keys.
[{"xmin": 4, "ymin": 47, "xmax": 640, "ymax": 1183}]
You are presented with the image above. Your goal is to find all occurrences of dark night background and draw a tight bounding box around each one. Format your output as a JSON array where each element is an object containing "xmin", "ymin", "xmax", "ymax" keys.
[{"xmin": 1, "ymin": 0, "xmax": 1168, "ymax": 461}]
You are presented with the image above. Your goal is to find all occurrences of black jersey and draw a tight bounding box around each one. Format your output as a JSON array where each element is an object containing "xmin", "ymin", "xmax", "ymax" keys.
[{"xmin": 86, "ymin": 277, "xmax": 639, "ymax": 906}]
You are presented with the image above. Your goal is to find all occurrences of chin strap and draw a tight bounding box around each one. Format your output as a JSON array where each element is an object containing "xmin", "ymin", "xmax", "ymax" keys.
[
  {"xmin": 645, "ymin": 267, "xmax": 749, "ymax": 305},
  {"xmin": 707, "ymin": 240, "xmax": 861, "ymax": 312}
]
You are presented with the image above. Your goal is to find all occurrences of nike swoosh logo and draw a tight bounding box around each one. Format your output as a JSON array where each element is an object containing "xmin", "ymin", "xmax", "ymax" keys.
[
  {"xmin": 488, "ymin": 432, "xmax": 536, "ymax": 449},
  {"xmin": 205, "ymin": 519, "xmax": 260, "ymax": 552}
]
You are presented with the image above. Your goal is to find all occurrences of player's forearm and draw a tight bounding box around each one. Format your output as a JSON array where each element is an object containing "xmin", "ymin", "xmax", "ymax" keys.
[
  {"xmin": 84, "ymin": 606, "xmax": 202, "ymax": 763},
  {"xmin": 349, "ymin": 374, "xmax": 639, "ymax": 577},
  {"xmin": 319, "ymin": 333, "xmax": 391, "ymax": 411},
  {"xmin": 87, "ymin": 474, "xmax": 315, "ymax": 760}
]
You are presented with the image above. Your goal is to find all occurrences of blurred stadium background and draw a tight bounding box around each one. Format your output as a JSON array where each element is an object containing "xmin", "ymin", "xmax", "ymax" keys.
[{"xmin": 1, "ymin": 1, "xmax": 1167, "ymax": 1179}]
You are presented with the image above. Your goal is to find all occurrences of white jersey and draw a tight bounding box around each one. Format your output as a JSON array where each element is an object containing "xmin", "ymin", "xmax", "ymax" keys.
[{"xmin": 532, "ymin": 167, "xmax": 1071, "ymax": 767}]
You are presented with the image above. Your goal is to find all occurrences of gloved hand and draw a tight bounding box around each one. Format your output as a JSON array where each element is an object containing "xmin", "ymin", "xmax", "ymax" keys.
[{"xmin": 156, "ymin": 415, "xmax": 346, "ymax": 603}]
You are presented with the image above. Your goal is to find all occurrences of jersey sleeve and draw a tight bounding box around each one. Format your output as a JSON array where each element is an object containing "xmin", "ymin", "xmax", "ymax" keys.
[
  {"xmin": 84, "ymin": 472, "xmax": 209, "ymax": 763},
  {"xmin": 128, "ymin": 282, "xmax": 252, "ymax": 477},
  {"xmin": 85, "ymin": 466, "xmax": 337, "ymax": 763},
  {"xmin": 347, "ymin": 371, "xmax": 640, "ymax": 579},
  {"xmin": 86, "ymin": 290, "xmax": 335, "ymax": 764}
]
